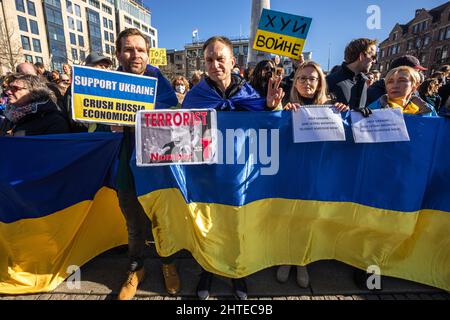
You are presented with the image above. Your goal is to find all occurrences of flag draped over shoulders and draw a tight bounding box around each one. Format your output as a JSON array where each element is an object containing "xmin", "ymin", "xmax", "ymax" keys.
[{"xmin": 182, "ymin": 78, "xmax": 267, "ymax": 111}]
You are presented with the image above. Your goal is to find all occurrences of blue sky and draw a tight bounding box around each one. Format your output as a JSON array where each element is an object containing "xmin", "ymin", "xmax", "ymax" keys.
[{"xmin": 145, "ymin": 0, "xmax": 447, "ymax": 69}]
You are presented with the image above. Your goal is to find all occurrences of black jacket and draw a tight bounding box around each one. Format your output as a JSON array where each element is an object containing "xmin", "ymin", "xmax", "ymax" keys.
[
  {"xmin": 366, "ymin": 79, "xmax": 386, "ymax": 106},
  {"xmin": 326, "ymin": 63, "xmax": 368, "ymax": 110},
  {"xmin": 11, "ymin": 99, "xmax": 70, "ymax": 136}
]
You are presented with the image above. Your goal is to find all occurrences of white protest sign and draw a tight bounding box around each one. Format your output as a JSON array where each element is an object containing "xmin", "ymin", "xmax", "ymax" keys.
[
  {"xmin": 135, "ymin": 109, "xmax": 218, "ymax": 166},
  {"xmin": 292, "ymin": 105, "xmax": 346, "ymax": 143},
  {"xmin": 351, "ymin": 108, "xmax": 410, "ymax": 143}
]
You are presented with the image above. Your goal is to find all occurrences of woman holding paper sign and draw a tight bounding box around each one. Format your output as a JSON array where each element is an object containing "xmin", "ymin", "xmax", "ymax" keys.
[
  {"xmin": 278, "ymin": 61, "xmax": 348, "ymax": 288},
  {"xmin": 368, "ymin": 66, "xmax": 437, "ymax": 117},
  {"xmin": 283, "ymin": 61, "xmax": 349, "ymax": 112}
]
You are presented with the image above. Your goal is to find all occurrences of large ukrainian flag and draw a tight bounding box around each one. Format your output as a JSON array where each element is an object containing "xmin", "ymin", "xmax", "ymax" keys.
[
  {"xmin": 133, "ymin": 112, "xmax": 450, "ymax": 291},
  {"xmin": 0, "ymin": 133, "xmax": 127, "ymax": 294}
]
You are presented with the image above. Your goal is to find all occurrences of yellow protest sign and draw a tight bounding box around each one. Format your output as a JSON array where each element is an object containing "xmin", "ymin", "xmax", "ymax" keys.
[
  {"xmin": 253, "ymin": 9, "xmax": 312, "ymax": 59},
  {"xmin": 149, "ymin": 48, "xmax": 167, "ymax": 66}
]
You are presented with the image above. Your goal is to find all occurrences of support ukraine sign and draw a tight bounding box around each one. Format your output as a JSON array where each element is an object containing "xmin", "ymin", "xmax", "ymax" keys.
[
  {"xmin": 72, "ymin": 66, "xmax": 158, "ymax": 126},
  {"xmin": 253, "ymin": 9, "xmax": 312, "ymax": 60}
]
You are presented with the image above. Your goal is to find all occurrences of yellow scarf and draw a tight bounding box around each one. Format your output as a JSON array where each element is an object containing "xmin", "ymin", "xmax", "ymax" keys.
[{"xmin": 387, "ymin": 98, "xmax": 420, "ymax": 114}]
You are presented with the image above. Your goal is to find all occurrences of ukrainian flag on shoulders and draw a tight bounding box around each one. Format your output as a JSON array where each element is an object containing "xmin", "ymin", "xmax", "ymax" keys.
[
  {"xmin": 133, "ymin": 112, "xmax": 450, "ymax": 291},
  {"xmin": 0, "ymin": 133, "xmax": 127, "ymax": 294}
]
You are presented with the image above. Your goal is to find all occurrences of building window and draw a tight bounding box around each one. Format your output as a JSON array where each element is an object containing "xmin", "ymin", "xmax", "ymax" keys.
[
  {"xmin": 446, "ymin": 26, "xmax": 450, "ymax": 40},
  {"xmin": 443, "ymin": 46, "xmax": 448, "ymax": 60},
  {"xmin": 24, "ymin": 54, "xmax": 33, "ymax": 63},
  {"xmin": 68, "ymin": 17, "xmax": 75, "ymax": 30},
  {"xmin": 27, "ymin": 1, "xmax": 36, "ymax": 16},
  {"xmin": 124, "ymin": 16, "xmax": 132, "ymax": 25},
  {"xmin": 142, "ymin": 25, "xmax": 148, "ymax": 33},
  {"xmin": 415, "ymin": 38, "xmax": 422, "ymax": 49},
  {"xmin": 243, "ymin": 45, "xmax": 248, "ymax": 55},
  {"xmin": 105, "ymin": 44, "xmax": 110, "ymax": 54},
  {"xmin": 15, "ymin": 0, "xmax": 25, "ymax": 12},
  {"xmin": 80, "ymin": 50, "xmax": 86, "ymax": 61},
  {"xmin": 32, "ymin": 38, "xmax": 41, "ymax": 53},
  {"xmin": 102, "ymin": 4, "xmax": 112, "ymax": 15},
  {"xmin": 435, "ymin": 47, "xmax": 443, "ymax": 60},
  {"xmin": 104, "ymin": 30, "xmax": 109, "ymax": 41},
  {"xmin": 18, "ymin": 16, "xmax": 28, "ymax": 32},
  {"xmin": 424, "ymin": 35, "xmax": 430, "ymax": 47},
  {"xmin": 30, "ymin": 20, "xmax": 39, "ymax": 35},
  {"xmin": 35, "ymin": 56, "xmax": 43, "ymax": 63},
  {"xmin": 78, "ymin": 35, "xmax": 84, "ymax": 47},
  {"xmin": 110, "ymin": 32, "xmax": 114, "ymax": 43},
  {"xmin": 392, "ymin": 32, "xmax": 397, "ymax": 41},
  {"xmin": 66, "ymin": 1, "xmax": 73, "ymax": 14},
  {"xmin": 133, "ymin": 20, "xmax": 140, "ymax": 29},
  {"xmin": 21, "ymin": 35, "xmax": 31, "ymax": 50},
  {"xmin": 152, "ymin": 40, "xmax": 156, "ymax": 48},
  {"xmin": 76, "ymin": 20, "xmax": 83, "ymax": 32},
  {"xmin": 233, "ymin": 47, "xmax": 239, "ymax": 56},
  {"xmin": 439, "ymin": 28, "xmax": 446, "ymax": 41},
  {"xmin": 103, "ymin": 17, "xmax": 108, "ymax": 29},
  {"xmin": 108, "ymin": 19, "xmax": 113, "ymax": 30},
  {"xmin": 69, "ymin": 32, "xmax": 76, "ymax": 45},
  {"xmin": 71, "ymin": 48, "xmax": 78, "ymax": 60},
  {"xmin": 88, "ymin": 0, "xmax": 100, "ymax": 9},
  {"xmin": 75, "ymin": 4, "xmax": 81, "ymax": 17}
]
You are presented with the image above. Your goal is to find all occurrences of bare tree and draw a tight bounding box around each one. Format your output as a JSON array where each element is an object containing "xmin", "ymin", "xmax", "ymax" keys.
[{"xmin": 0, "ymin": 17, "xmax": 23, "ymax": 74}]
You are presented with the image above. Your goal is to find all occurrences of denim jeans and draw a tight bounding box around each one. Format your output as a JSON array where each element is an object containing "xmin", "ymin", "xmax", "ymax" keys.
[{"xmin": 117, "ymin": 188, "xmax": 174, "ymax": 271}]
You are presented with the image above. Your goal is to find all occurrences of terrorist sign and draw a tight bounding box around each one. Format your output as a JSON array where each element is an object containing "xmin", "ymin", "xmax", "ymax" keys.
[
  {"xmin": 71, "ymin": 65, "xmax": 158, "ymax": 126},
  {"xmin": 253, "ymin": 9, "xmax": 312, "ymax": 60},
  {"xmin": 351, "ymin": 108, "xmax": 410, "ymax": 143},
  {"xmin": 292, "ymin": 105, "xmax": 346, "ymax": 143},
  {"xmin": 136, "ymin": 109, "xmax": 218, "ymax": 166},
  {"xmin": 149, "ymin": 48, "xmax": 167, "ymax": 66}
]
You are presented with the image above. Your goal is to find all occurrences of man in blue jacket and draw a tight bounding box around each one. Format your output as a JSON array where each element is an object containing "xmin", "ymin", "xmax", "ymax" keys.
[
  {"xmin": 114, "ymin": 28, "xmax": 179, "ymax": 300},
  {"xmin": 182, "ymin": 36, "xmax": 283, "ymax": 300}
]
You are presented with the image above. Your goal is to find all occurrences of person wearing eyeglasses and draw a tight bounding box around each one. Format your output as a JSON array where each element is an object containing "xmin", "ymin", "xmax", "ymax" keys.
[
  {"xmin": 2, "ymin": 73, "xmax": 69, "ymax": 136},
  {"xmin": 57, "ymin": 74, "xmax": 71, "ymax": 96},
  {"xmin": 326, "ymin": 38, "xmax": 377, "ymax": 117}
]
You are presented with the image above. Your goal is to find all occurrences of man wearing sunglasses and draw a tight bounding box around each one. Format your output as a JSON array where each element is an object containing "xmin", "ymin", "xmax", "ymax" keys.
[{"xmin": 327, "ymin": 38, "xmax": 377, "ymax": 117}]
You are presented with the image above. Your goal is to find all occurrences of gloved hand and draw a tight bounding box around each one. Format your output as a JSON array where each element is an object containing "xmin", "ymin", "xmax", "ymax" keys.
[{"xmin": 356, "ymin": 107, "xmax": 373, "ymax": 117}]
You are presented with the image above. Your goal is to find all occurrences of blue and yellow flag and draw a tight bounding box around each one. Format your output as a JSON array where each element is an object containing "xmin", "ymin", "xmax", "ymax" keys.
[
  {"xmin": 133, "ymin": 112, "xmax": 450, "ymax": 291},
  {"xmin": 0, "ymin": 133, "xmax": 127, "ymax": 294}
]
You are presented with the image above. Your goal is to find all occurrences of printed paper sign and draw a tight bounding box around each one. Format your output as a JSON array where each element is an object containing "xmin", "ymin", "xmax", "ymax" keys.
[
  {"xmin": 292, "ymin": 105, "xmax": 346, "ymax": 143},
  {"xmin": 72, "ymin": 65, "xmax": 158, "ymax": 126},
  {"xmin": 149, "ymin": 48, "xmax": 167, "ymax": 66},
  {"xmin": 136, "ymin": 109, "xmax": 218, "ymax": 166},
  {"xmin": 351, "ymin": 108, "xmax": 410, "ymax": 143},
  {"xmin": 253, "ymin": 9, "xmax": 312, "ymax": 60}
]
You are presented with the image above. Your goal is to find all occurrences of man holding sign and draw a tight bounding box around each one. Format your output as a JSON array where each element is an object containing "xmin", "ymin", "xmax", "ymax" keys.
[{"xmin": 114, "ymin": 28, "xmax": 179, "ymax": 300}]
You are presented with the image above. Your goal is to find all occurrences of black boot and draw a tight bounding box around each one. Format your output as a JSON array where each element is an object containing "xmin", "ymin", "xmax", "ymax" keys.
[
  {"xmin": 232, "ymin": 278, "xmax": 248, "ymax": 300},
  {"xmin": 197, "ymin": 271, "xmax": 213, "ymax": 300}
]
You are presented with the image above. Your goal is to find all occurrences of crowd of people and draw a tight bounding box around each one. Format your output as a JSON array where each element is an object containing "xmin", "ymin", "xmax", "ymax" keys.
[{"xmin": 1, "ymin": 28, "xmax": 449, "ymax": 300}]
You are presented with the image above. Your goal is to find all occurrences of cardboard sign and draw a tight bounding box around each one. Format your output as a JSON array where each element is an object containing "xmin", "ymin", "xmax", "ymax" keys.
[
  {"xmin": 71, "ymin": 65, "xmax": 158, "ymax": 126},
  {"xmin": 253, "ymin": 9, "xmax": 312, "ymax": 60},
  {"xmin": 351, "ymin": 108, "xmax": 410, "ymax": 143},
  {"xmin": 149, "ymin": 48, "xmax": 167, "ymax": 66},
  {"xmin": 292, "ymin": 105, "xmax": 346, "ymax": 143},
  {"xmin": 135, "ymin": 109, "xmax": 218, "ymax": 166}
]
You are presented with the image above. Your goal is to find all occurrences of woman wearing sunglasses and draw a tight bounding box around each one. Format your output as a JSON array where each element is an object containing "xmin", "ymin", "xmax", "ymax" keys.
[{"xmin": 3, "ymin": 73, "xmax": 69, "ymax": 136}]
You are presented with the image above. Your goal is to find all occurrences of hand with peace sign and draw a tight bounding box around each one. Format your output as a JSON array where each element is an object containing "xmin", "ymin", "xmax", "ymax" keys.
[{"xmin": 266, "ymin": 76, "xmax": 285, "ymax": 110}]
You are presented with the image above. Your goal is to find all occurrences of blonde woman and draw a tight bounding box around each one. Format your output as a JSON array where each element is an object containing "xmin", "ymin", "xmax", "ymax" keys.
[
  {"xmin": 171, "ymin": 76, "xmax": 190, "ymax": 104},
  {"xmin": 284, "ymin": 61, "xmax": 349, "ymax": 112},
  {"xmin": 368, "ymin": 66, "xmax": 437, "ymax": 116},
  {"xmin": 279, "ymin": 61, "xmax": 348, "ymax": 288}
]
